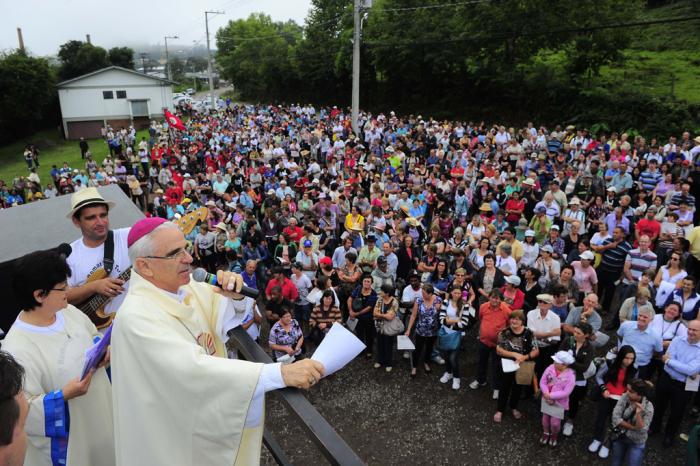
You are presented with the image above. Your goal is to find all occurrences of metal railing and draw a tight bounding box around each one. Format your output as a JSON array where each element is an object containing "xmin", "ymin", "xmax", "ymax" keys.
[{"xmin": 228, "ymin": 327, "xmax": 365, "ymax": 466}]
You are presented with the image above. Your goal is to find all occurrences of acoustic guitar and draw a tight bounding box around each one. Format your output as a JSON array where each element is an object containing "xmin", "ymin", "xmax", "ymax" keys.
[
  {"xmin": 77, "ymin": 267, "xmax": 132, "ymax": 329},
  {"xmin": 176, "ymin": 207, "xmax": 209, "ymax": 235}
]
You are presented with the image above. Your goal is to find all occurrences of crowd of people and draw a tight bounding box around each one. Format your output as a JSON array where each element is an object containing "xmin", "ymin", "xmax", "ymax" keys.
[{"xmin": 3, "ymin": 102, "xmax": 700, "ymax": 465}]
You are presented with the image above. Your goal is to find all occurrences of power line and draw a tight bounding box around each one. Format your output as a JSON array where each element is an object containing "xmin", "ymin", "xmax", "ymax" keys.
[
  {"xmin": 370, "ymin": 0, "xmax": 491, "ymax": 13},
  {"xmin": 363, "ymin": 15, "xmax": 700, "ymax": 48}
]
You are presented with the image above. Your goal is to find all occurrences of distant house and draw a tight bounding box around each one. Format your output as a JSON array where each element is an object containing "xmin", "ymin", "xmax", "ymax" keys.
[{"xmin": 57, "ymin": 66, "xmax": 175, "ymax": 140}]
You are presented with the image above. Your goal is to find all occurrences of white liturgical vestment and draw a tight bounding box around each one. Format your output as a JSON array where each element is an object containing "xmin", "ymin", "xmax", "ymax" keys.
[{"xmin": 112, "ymin": 271, "xmax": 282, "ymax": 466}]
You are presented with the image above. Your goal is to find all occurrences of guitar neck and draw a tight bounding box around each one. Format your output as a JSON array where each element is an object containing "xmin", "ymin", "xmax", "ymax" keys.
[{"xmin": 81, "ymin": 268, "xmax": 132, "ymax": 315}]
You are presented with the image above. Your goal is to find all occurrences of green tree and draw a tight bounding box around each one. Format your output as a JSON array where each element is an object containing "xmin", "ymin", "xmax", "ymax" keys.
[
  {"xmin": 57, "ymin": 40, "xmax": 110, "ymax": 80},
  {"xmin": 293, "ymin": 0, "xmax": 354, "ymax": 102},
  {"xmin": 186, "ymin": 56, "xmax": 208, "ymax": 72},
  {"xmin": 169, "ymin": 57, "xmax": 186, "ymax": 81},
  {"xmin": 216, "ymin": 13, "xmax": 302, "ymax": 100},
  {"xmin": 108, "ymin": 47, "xmax": 135, "ymax": 69},
  {"xmin": 0, "ymin": 51, "xmax": 57, "ymax": 144}
]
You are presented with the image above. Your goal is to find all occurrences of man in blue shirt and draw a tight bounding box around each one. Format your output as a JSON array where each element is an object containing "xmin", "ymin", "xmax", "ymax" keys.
[
  {"xmin": 616, "ymin": 308, "xmax": 663, "ymax": 380},
  {"xmin": 650, "ymin": 320, "xmax": 700, "ymax": 447}
]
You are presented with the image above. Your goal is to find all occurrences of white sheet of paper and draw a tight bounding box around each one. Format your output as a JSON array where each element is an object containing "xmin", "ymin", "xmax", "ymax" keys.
[
  {"xmin": 397, "ymin": 335, "xmax": 415, "ymax": 351},
  {"xmin": 312, "ymin": 323, "xmax": 366, "ymax": 376},
  {"xmin": 686, "ymin": 375, "xmax": 700, "ymax": 392},
  {"xmin": 540, "ymin": 398, "xmax": 565, "ymax": 420},
  {"xmin": 501, "ymin": 358, "xmax": 520, "ymax": 373}
]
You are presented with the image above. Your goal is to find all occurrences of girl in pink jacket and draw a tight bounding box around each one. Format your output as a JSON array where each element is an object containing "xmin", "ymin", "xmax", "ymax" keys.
[{"xmin": 539, "ymin": 350, "xmax": 576, "ymax": 447}]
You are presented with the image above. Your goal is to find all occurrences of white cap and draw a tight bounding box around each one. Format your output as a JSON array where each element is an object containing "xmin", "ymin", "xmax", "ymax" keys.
[
  {"xmin": 552, "ymin": 350, "xmax": 575, "ymax": 365},
  {"xmin": 505, "ymin": 275, "xmax": 521, "ymax": 286},
  {"xmin": 580, "ymin": 251, "xmax": 595, "ymax": 261}
]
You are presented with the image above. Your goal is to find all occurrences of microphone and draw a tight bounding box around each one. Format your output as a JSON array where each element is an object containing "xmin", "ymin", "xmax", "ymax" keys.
[{"xmin": 191, "ymin": 268, "xmax": 259, "ymax": 299}]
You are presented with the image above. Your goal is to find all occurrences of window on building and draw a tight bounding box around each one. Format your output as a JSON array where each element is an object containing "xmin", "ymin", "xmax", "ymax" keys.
[
  {"xmin": 103, "ymin": 90, "xmax": 114, "ymax": 99},
  {"xmin": 116, "ymin": 90, "xmax": 127, "ymax": 99}
]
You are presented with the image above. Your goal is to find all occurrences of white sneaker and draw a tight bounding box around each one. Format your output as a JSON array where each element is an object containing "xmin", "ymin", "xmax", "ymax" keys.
[
  {"xmin": 492, "ymin": 389, "xmax": 499, "ymax": 400},
  {"xmin": 469, "ymin": 380, "xmax": 481, "ymax": 390},
  {"xmin": 598, "ymin": 446, "xmax": 609, "ymax": 459},
  {"xmin": 432, "ymin": 355, "xmax": 445, "ymax": 365},
  {"xmin": 452, "ymin": 378, "xmax": 461, "ymax": 390},
  {"xmin": 403, "ymin": 352, "xmax": 411, "ymax": 359},
  {"xmin": 562, "ymin": 421, "xmax": 574, "ymax": 437},
  {"xmin": 439, "ymin": 372, "xmax": 453, "ymax": 384},
  {"xmin": 588, "ymin": 440, "xmax": 601, "ymax": 453}
]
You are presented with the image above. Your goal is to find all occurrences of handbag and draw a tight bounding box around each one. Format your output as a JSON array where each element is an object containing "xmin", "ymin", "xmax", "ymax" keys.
[
  {"xmin": 380, "ymin": 299, "xmax": 405, "ymax": 336},
  {"xmin": 515, "ymin": 361, "xmax": 536, "ymax": 385},
  {"xmin": 437, "ymin": 326, "xmax": 461, "ymax": 351},
  {"xmin": 352, "ymin": 295, "xmax": 365, "ymax": 312}
]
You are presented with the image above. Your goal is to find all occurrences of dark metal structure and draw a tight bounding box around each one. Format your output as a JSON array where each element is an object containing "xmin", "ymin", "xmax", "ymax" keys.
[{"xmin": 228, "ymin": 327, "xmax": 365, "ymax": 466}]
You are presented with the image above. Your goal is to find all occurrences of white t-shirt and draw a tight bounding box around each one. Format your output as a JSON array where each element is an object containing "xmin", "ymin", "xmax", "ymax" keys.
[{"xmin": 67, "ymin": 227, "xmax": 131, "ymax": 315}]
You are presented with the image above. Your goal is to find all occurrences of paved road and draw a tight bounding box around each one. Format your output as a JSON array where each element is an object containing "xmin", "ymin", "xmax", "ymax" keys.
[
  {"xmin": 260, "ymin": 325, "xmax": 688, "ymax": 466},
  {"xmin": 191, "ymin": 85, "xmax": 234, "ymax": 101}
]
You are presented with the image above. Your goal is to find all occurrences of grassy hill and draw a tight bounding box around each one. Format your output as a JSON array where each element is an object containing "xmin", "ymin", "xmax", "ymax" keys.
[
  {"xmin": 596, "ymin": 0, "xmax": 700, "ymax": 104},
  {"xmin": 0, "ymin": 129, "xmax": 149, "ymax": 187}
]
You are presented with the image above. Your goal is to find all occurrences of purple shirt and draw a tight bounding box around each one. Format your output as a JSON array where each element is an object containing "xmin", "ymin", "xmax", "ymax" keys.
[{"xmin": 605, "ymin": 212, "xmax": 630, "ymax": 234}]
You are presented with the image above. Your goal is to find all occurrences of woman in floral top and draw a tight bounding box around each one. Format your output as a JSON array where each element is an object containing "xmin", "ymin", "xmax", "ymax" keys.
[
  {"xmin": 405, "ymin": 284, "xmax": 442, "ymax": 377},
  {"xmin": 268, "ymin": 309, "xmax": 304, "ymax": 361}
]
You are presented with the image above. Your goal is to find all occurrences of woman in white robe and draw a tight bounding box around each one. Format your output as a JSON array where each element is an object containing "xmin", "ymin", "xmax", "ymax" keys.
[{"xmin": 1, "ymin": 249, "xmax": 114, "ymax": 466}]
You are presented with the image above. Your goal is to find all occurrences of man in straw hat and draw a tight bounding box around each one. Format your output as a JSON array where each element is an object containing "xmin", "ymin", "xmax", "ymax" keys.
[
  {"xmin": 65, "ymin": 187, "xmax": 131, "ymax": 320},
  {"xmin": 111, "ymin": 217, "xmax": 324, "ymax": 466}
]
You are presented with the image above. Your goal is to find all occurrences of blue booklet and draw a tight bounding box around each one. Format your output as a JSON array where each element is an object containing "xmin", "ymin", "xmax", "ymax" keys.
[{"xmin": 80, "ymin": 326, "xmax": 112, "ymax": 380}]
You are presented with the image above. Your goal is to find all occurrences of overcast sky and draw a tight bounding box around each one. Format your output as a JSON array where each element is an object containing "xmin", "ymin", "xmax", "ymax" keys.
[{"xmin": 2, "ymin": 0, "xmax": 313, "ymax": 56}]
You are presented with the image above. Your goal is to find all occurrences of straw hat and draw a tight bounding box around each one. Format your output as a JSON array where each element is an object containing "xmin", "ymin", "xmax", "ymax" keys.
[
  {"xmin": 66, "ymin": 187, "xmax": 115, "ymax": 219},
  {"xmin": 479, "ymin": 203, "xmax": 492, "ymax": 212}
]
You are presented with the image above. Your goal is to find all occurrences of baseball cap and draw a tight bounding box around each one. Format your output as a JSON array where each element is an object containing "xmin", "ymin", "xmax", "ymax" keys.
[
  {"xmin": 303, "ymin": 239, "xmax": 313, "ymax": 248},
  {"xmin": 580, "ymin": 251, "xmax": 595, "ymax": 260}
]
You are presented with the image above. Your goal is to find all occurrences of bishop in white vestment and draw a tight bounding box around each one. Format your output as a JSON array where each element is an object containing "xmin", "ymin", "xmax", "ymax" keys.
[{"xmin": 111, "ymin": 218, "xmax": 324, "ymax": 466}]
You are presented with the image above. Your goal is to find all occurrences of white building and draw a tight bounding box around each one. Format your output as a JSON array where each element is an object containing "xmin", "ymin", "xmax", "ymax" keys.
[{"xmin": 57, "ymin": 66, "xmax": 175, "ymax": 139}]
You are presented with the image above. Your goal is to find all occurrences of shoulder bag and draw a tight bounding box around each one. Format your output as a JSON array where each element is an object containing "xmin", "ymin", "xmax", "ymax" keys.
[{"xmin": 380, "ymin": 299, "xmax": 405, "ymax": 337}]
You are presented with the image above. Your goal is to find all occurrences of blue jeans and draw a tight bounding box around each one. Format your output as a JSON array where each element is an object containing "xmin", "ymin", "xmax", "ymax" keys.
[{"xmin": 611, "ymin": 436, "xmax": 645, "ymax": 466}]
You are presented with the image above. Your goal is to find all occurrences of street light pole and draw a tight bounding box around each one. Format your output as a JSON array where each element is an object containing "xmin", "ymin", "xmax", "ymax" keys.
[
  {"xmin": 164, "ymin": 35, "xmax": 178, "ymax": 81},
  {"xmin": 205, "ymin": 10, "xmax": 225, "ymax": 109},
  {"xmin": 351, "ymin": 0, "xmax": 361, "ymax": 135}
]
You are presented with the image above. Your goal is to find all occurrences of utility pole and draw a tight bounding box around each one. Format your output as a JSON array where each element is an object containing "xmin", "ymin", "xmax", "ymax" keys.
[
  {"xmin": 139, "ymin": 53, "xmax": 148, "ymax": 74},
  {"xmin": 351, "ymin": 0, "xmax": 361, "ymax": 135},
  {"xmin": 164, "ymin": 35, "xmax": 178, "ymax": 81},
  {"xmin": 205, "ymin": 10, "xmax": 225, "ymax": 109},
  {"xmin": 16, "ymin": 28, "xmax": 25, "ymax": 53}
]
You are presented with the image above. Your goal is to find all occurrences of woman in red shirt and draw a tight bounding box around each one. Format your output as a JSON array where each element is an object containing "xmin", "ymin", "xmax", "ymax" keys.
[
  {"xmin": 505, "ymin": 191, "xmax": 525, "ymax": 224},
  {"xmin": 588, "ymin": 345, "xmax": 637, "ymax": 458}
]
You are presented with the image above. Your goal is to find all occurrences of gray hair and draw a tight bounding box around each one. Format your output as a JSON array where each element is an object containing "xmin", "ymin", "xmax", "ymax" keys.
[{"xmin": 128, "ymin": 221, "xmax": 181, "ymax": 271}]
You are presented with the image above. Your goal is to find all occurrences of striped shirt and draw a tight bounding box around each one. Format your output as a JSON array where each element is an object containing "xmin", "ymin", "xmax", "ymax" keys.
[
  {"xmin": 639, "ymin": 169, "xmax": 662, "ymax": 191},
  {"xmin": 439, "ymin": 299, "xmax": 471, "ymax": 331},
  {"xmin": 670, "ymin": 193, "xmax": 696, "ymax": 210},
  {"xmin": 623, "ymin": 248, "xmax": 657, "ymax": 284},
  {"xmin": 599, "ymin": 238, "xmax": 632, "ymax": 274}
]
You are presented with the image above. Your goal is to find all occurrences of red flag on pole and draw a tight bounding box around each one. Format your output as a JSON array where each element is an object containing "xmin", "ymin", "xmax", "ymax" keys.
[{"xmin": 164, "ymin": 109, "xmax": 186, "ymax": 131}]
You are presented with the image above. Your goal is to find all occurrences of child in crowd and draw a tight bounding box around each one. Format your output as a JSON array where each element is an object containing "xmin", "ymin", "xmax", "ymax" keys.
[{"xmin": 539, "ymin": 350, "xmax": 576, "ymax": 447}]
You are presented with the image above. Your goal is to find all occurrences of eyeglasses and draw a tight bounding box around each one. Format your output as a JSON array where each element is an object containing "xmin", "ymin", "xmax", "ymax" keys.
[
  {"xmin": 143, "ymin": 249, "xmax": 190, "ymax": 261},
  {"xmin": 50, "ymin": 285, "xmax": 69, "ymax": 293}
]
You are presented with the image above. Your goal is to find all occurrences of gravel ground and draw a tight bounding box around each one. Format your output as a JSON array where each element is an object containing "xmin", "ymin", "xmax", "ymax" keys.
[{"xmin": 260, "ymin": 329, "xmax": 689, "ymax": 466}]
